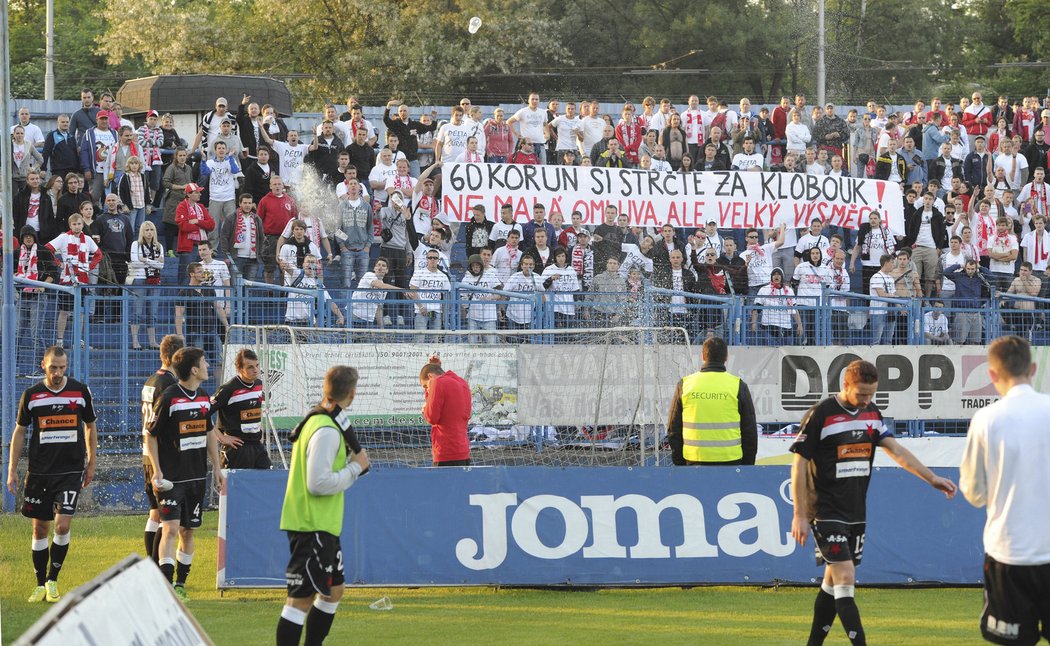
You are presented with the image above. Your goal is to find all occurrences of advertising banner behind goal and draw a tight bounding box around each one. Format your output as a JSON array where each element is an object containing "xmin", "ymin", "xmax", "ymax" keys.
[
  {"xmin": 441, "ymin": 164, "xmax": 905, "ymax": 233},
  {"xmin": 219, "ymin": 466, "xmax": 981, "ymax": 588},
  {"xmin": 229, "ymin": 339, "xmax": 1050, "ymax": 425}
]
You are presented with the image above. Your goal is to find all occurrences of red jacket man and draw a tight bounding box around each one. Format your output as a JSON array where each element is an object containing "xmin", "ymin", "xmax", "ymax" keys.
[
  {"xmin": 174, "ymin": 183, "xmax": 216, "ymax": 253},
  {"xmin": 420, "ymin": 356, "xmax": 472, "ymax": 466}
]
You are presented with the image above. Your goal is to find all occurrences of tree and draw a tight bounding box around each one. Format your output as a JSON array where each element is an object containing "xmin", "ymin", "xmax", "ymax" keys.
[
  {"xmin": 98, "ymin": 0, "xmax": 572, "ymax": 108},
  {"xmin": 10, "ymin": 0, "xmax": 148, "ymax": 99}
]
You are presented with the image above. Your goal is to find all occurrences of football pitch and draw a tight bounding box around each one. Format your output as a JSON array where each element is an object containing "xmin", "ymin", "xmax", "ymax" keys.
[{"xmin": 1, "ymin": 514, "xmax": 979, "ymax": 645}]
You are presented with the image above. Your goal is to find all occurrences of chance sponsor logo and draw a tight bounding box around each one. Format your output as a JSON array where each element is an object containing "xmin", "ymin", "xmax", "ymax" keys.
[
  {"xmin": 836, "ymin": 443, "xmax": 873, "ymax": 460},
  {"xmin": 40, "ymin": 414, "xmax": 77, "ymax": 429},
  {"xmin": 178, "ymin": 420, "xmax": 207, "ymax": 435},
  {"xmin": 454, "ymin": 491, "xmax": 795, "ymax": 571}
]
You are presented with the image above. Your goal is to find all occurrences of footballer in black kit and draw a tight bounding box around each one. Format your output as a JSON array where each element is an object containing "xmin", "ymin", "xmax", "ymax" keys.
[
  {"xmin": 789, "ymin": 360, "xmax": 956, "ymax": 646},
  {"xmin": 212, "ymin": 348, "xmax": 270, "ymax": 469},
  {"xmin": 6, "ymin": 346, "xmax": 98, "ymax": 603},
  {"xmin": 140, "ymin": 334, "xmax": 185, "ymax": 562},
  {"xmin": 145, "ymin": 346, "xmax": 225, "ymax": 600}
]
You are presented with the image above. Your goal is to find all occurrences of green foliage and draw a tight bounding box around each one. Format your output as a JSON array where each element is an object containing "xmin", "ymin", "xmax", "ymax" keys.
[
  {"xmin": 9, "ymin": 0, "xmax": 149, "ymax": 99},
  {"xmin": 8, "ymin": 0, "xmax": 1050, "ymax": 106}
]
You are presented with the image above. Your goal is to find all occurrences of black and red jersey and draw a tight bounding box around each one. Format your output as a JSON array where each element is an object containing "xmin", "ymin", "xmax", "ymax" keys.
[
  {"xmin": 789, "ymin": 396, "xmax": 891, "ymax": 524},
  {"xmin": 16, "ymin": 379, "xmax": 96, "ymax": 475},
  {"xmin": 140, "ymin": 369, "xmax": 177, "ymax": 446},
  {"xmin": 148, "ymin": 384, "xmax": 213, "ymax": 483},
  {"xmin": 211, "ymin": 377, "xmax": 264, "ymax": 442}
]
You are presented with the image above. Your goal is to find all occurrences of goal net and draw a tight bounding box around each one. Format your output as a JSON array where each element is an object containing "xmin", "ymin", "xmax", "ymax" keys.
[{"xmin": 221, "ymin": 326, "xmax": 696, "ymax": 468}]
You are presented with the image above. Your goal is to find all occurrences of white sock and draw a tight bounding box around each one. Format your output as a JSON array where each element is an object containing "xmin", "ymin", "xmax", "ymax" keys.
[
  {"xmin": 176, "ymin": 550, "xmax": 193, "ymax": 565},
  {"xmin": 313, "ymin": 598, "xmax": 339, "ymax": 614},
  {"xmin": 159, "ymin": 557, "xmax": 176, "ymax": 567},
  {"xmin": 32, "ymin": 537, "xmax": 48, "ymax": 551},
  {"xmin": 833, "ymin": 584, "xmax": 855, "ymax": 599},
  {"xmin": 821, "ymin": 582, "xmax": 835, "ymax": 595},
  {"xmin": 281, "ymin": 605, "xmax": 307, "ymax": 625},
  {"xmin": 52, "ymin": 532, "xmax": 70, "ymax": 546},
  {"xmin": 146, "ymin": 519, "xmax": 161, "ymax": 532}
]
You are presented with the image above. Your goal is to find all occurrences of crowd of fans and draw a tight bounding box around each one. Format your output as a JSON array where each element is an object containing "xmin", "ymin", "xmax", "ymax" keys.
[{"xmin": 7, "ymin": 88, "xmax": 1050, "ymax": 348}]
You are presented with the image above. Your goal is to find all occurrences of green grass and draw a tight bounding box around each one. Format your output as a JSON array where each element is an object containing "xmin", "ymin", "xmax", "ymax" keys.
[{"xmin": 1, "ymin": 514, "xmax": 980, "ymax": 645}]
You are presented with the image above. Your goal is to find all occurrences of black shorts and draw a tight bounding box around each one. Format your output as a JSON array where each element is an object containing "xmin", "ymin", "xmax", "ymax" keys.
[
  {"xmin": 222, "ymin": 443, "xmax": 272, "ymax": 470},
  {"xmin": 980, "ymin": 555, "xmax": 1050, "ymax": 645},
  {"xmin": 21, "ymin": 472, "xmax": 83, "ymax": 519},
  {"xmin": 285, "ymin": 531, "xmax": 344, "ymax": 599},
  {"xmin": 143, "ymin": 456, "xmax": 159, "ymax": 510},
  {"xmin": 812, "ymin": 520, "xmax": 866, "ymax": 566},
  {"xmin": 156, "ymin": 480, "xmax": 205, "ymax": 529}
]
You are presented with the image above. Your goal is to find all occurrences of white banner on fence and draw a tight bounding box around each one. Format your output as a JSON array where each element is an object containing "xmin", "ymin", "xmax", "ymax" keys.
[
  {"xmin": 229, "ymin": 344, "xmax": 519, "ymax": 426},
  {"xmin": 441, "ymin": 163, "xmax": 905, "ymax": 234},
  {"xmin": 231, "ymin": 343, "xmax": 1050, "ymax": 427}
]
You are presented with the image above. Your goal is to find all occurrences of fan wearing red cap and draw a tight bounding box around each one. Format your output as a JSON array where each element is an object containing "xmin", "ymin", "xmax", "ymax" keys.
[{"xmin": 174, "ymin": 183, "xmax": 215, "ymax": 283}]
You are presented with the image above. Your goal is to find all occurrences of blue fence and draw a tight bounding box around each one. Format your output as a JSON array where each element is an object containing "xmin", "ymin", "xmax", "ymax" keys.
[
  {"xmin": 219, "ymin": 466, "xmax": 983, "ymax": 587},
  {"xmin": 5, "ymin": 275, "xmax": 1043, "ymax": 458}
]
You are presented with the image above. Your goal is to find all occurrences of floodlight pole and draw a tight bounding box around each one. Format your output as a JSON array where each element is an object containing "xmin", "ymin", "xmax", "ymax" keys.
[
  {"xmin": 44, "ymin": 0, "xmax": 54, "ymax": 99},
  {"xmin": 1, "ymin": 0, "xmax": 18, "ymax": 511},
  {"xmin": 817, "ymin": 0, "xmax": 826, "ymax": 108}
]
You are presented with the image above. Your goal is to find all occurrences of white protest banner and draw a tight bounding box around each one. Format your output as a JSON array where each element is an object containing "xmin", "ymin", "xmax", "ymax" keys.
[{"xmin": 441, "ymin": 163, "xmax": 905, "ymax": 234}]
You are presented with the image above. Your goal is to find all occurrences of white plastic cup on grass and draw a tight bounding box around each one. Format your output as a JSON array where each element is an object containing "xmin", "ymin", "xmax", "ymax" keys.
[{"xmin": 369, "ymin": 596, "xmax": 393, "ymax": 611}]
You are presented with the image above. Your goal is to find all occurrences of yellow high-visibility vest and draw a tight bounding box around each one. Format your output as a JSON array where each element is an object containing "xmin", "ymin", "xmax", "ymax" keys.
[{"xmin": 680, "ymin": 370, "xmax": 742, "ymax": 463}]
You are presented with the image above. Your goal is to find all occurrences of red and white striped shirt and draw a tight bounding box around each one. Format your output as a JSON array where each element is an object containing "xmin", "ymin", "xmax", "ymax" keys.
[{"xmin": 46, "ymin": 231, "xmax": 101, "ymax": 285}]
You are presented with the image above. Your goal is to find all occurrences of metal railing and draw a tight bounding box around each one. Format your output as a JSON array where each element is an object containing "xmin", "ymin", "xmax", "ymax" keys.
[{"xmin": 7, "ymin": 277, "xmax": 1049, "ymax": 454}]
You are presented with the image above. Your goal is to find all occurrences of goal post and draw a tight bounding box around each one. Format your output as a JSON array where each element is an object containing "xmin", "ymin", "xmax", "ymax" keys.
[{"xmin": 222, "ymin": 326, "xmax": 697, "ymax": 468}]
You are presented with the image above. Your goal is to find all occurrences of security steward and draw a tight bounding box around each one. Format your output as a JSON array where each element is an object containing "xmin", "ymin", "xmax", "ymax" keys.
[{"xmin": 667, "ymin": 336, "xmax": 758, "ymax": 466}]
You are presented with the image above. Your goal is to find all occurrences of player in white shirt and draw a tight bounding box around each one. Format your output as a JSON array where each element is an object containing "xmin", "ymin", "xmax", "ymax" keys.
[{"xmin": 960, "ymin": 337, "xmax": 1050, "ymax": 646}]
